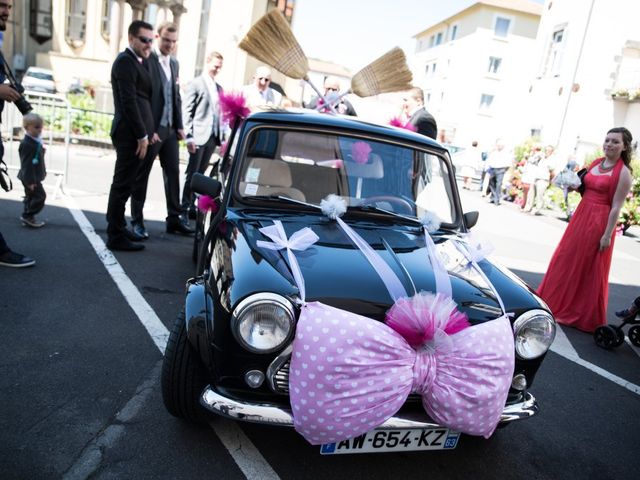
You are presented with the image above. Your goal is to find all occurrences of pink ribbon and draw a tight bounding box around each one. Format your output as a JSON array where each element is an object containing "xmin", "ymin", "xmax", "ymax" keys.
[{"xmin": 290, "ymin": 297, "xmax": 514, "ymax": 444}]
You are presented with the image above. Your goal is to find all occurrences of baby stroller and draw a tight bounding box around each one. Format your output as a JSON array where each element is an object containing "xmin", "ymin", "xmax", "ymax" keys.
[{"xmin": 594, "ymin": 296, "xmax": 640, "ymax": 349}]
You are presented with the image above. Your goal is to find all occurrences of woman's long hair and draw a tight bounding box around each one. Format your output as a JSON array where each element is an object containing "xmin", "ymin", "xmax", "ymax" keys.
[{"xmin": 607, "ymin": 126, "xmax": 633, "ymax": 172}]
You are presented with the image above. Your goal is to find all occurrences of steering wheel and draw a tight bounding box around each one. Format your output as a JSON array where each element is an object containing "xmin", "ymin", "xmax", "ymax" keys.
[{"xmin": 360, "ymin": 195, "xmax": 414, "ymax": 215}]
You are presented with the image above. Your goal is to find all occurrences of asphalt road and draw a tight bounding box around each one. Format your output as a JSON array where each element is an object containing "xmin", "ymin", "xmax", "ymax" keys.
[{"xmin": 1, "ymin": 144, "xmax": 639, "ymax": 479}]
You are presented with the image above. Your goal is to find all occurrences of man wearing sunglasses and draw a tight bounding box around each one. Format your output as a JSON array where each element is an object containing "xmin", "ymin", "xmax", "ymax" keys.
[
  {"xmin": 129, "ymin": 22, "xmax": 192, "ymax": 240},
  {"xmin": 242, "ymin": 66, "xmax": 283, "ymax": 109},
  {"xmin": 106, "ymin": 20, "xmax": 155, "ymax": 251},
  {"xmin": 306, "ymin": 76, "xmax": 357, "ymax": 116}
]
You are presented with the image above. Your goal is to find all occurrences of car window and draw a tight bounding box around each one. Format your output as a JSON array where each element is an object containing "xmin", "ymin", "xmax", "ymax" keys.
[{"xmin": 236, "ymin": 127, "xmax": 457, "ymax": 224}]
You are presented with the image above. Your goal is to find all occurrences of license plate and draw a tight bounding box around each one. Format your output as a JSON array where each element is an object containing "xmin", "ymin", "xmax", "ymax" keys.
[{"xmin": 320, "ymin": 428, "xmax": 460, "ymax": 455}]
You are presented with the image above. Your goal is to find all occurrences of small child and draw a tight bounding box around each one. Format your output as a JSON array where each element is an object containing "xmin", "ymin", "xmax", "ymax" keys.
[{"xmin": 17, "ymin": 113, "xmax": 47, "ymax": 228}]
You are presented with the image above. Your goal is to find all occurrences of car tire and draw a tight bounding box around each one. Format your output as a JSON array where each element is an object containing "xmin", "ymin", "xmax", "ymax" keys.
[{"xmin": 161, "ymin": 309, "xmax": 210, "ymax": 423}]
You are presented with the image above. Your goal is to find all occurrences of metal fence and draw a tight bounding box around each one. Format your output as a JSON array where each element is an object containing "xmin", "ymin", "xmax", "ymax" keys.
[{"xmin": 1, "ymin": 90, "xmax": 114, "ymax": 197}]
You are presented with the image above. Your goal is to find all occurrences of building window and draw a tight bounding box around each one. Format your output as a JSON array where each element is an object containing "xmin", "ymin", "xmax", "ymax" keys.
[
  {"xmin": 144, "ymin": 3, "xmax": 159, "ymax": 25},
  {"xmin": 432, "ymin": 62, "xmax": 437, "ymax": 75},
  {"xmin": 488, "ymin": 56, "xmax": 502, "ymax": 74},
  {"xmin": 426, "ymin": 93, "xmax": 431, "ymax": 104},
  {"xmin": 450, "ymin": 24, "xmax": 458, "ymax": 41},
  {"xmin": 100, "ymin": 0, "xmax": 111, "ymax": 41},
  {"xmin": 435, "ymin": 32, "xmax": 443, "ymax": 45},
  {"xmin": 194, "ymin": 0, "xmax": 212, "ymax": 77},
  {"xmin": 268, "ymin": 0, "xmax": 296, "ymax": 23},
  {"xmin": 479, "ymin": 94, "xmax": 494, "ymax": 110},
  {"xmin": 494, "ymin": 17, "xmax": 510, "ymax": 38},
  {"xmin": 548, "ymin": 28, "xmax": 565, "ymax": 76},
  {"xmin": 65, "ymin": 0, "xmax": 87, "ymax": 47},
  {"xmin": 425, "ymin": 64, "xmax": 430, "ymax": 75},
  {"xmin": 429, "ymin": 35, "xmax": 435, "ymax": 48},
  {"xmin": 29, "ymin": 0, "xmax": 53, "ymax": 45}
]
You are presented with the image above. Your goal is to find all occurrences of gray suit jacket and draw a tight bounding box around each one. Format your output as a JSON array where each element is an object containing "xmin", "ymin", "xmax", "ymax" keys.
[{"xmin": 182, "ymin": 74, "xmax": 223, "ymax": 146}]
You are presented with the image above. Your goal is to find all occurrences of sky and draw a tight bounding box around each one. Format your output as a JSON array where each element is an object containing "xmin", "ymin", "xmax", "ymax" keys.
[{"xmin": 291, "ymin": 0, "xmax": 543, "ymax": 72}]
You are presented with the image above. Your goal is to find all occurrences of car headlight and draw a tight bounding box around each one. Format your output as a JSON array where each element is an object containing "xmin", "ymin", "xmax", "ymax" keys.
[
  {"xmin": 513, "ymin": 309, "xmax": 556, "ymax": 359},
  {"xmin": 232, "ymin": 293, "xmax": 295, "ymax": 353}
]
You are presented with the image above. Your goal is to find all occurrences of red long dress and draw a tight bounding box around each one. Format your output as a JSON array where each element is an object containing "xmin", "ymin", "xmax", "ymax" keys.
[{"xmin": 537, "ymin": 158, "xmax": 623, "ymax": 333}]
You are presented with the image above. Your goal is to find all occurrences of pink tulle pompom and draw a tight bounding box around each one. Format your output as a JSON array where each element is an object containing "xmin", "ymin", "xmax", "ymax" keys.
[
  {"xmin": 385, "ymin": 292, "xmax": 470, "ymax": 349},
  {"xmin": 389, "ymin": 116, "xmax": 417, "ymax": 132},
  {"xmin": 219, "ymin": 91, "xmax": 250, "ymax": 129},
  {"xmin": 352, "ymin": 141, "xmax": 372, "ymax": 164},
  {"xmin": 197, "ymin": 195, "xmax": 219, "ymax": 214}
]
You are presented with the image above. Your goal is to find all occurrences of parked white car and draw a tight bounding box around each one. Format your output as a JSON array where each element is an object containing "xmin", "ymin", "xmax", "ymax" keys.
[{"xmin": 21, "ymin": 67, "xmax": 56, "ymax": 94}]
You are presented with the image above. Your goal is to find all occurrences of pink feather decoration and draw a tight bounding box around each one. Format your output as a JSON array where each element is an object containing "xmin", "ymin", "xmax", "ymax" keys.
[
  {"xmin": 351, "ymin": 141, "xmax": 372, "ymax": 164},
  {"xmin": 389, "ymin": 116, "xmax": 417, "ymax": 132},
  {"xmin": 219, "ymin": 91, "xmax": 250, "ymax": 129},
  {"xmin": 197, "ymin": 195, "xmax": 219, "ymax": 214},
  {"xmin": 219, "ymin": 140, "xmax": 228, "ymax": 158},
  {"xmin": 385, "ymin": 292, "xmax": 470, "ymax": 349}
]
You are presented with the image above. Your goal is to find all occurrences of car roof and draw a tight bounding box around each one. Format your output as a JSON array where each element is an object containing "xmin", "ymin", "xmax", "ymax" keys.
[{"xmin": 245, "ymin": 109, "xmax": 445, "ymax": 151}]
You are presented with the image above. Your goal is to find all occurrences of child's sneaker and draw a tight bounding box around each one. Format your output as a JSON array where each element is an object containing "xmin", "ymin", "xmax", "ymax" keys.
[{"xmin": 21, "ymin": 216, "xmax": 45, "ymax": 228}]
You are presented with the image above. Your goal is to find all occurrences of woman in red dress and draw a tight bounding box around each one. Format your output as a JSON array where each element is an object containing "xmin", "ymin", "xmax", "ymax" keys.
[{"xmin": 537, "ymin": 127, "xmax": 633, "ymax": 333}]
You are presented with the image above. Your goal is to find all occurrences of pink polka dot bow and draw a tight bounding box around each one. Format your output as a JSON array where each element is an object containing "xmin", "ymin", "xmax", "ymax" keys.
[{"xmin": 290, "ymin": 293, "xmax": 515, "ymax": 445}]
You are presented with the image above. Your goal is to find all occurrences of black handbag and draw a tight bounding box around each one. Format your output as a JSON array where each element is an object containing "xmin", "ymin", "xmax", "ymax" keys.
[
  {"xmin": 0, "ymin": 158, "xmax": 12, "ymax": 192},
  {"xmin": 576, "ymin": 168, "xmax": 587, "ymax": 196}
]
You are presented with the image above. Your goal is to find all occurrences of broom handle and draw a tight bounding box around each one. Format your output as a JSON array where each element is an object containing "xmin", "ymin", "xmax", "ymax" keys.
[
  {"xmin": 304, "ymin": 77, "xmax": 338, "ymax": 114},
  {"xmin": 315, "ymin": 90, "xmax": 351, "ymax": 112}
]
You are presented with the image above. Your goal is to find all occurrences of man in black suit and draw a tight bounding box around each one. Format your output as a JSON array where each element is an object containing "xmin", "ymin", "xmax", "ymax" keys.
[
  {"xmin": 181, "ymin": 51, "xmax": 224, "ymax": 220},
  {"xmin": 129, "ymin": 21, "xmax": 192, "ymax": 239},
  {"xmin": 106, "ymin": 20, "xmax": 155, "ymax": 251},
  {"xmin": 403, "ymin": 87, "xmax": 438, "ymax": 140}
]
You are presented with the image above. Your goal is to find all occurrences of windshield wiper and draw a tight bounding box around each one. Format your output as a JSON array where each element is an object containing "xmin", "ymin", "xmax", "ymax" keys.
[
  {"xmin": 246, "ymin": 195, "xmax": 321, "ymax": 210},
  {"xmin": 346, "ymin": 204, "xmax": 419, "ymax": 223}
]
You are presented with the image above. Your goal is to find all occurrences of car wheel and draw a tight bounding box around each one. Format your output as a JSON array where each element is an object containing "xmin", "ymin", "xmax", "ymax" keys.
[
  {"xmin": 628, "ymin": 325, "xmax": 640, "ymax": 347},
  {"xmin": 593, "ymin": 325, "xmax": 618, "ymax": 350},
  {"xmin": 161, "ymin": 309, "xmax": 210, "ymax": 423}
]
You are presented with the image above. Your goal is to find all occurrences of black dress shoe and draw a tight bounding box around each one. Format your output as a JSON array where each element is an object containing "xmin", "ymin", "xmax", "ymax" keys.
[
  {"xmin": 124, "ymin": 228, "xmax": 145, "ymax": 242},
  {"xmin": 131, "ymin": 223, "xmax": 150, "ymax": 240},
  {"xmin": 107, "ymin": 238, "xmax": 145, "ymax": 251},
  {"xmin": 166, "ymin": 221, "xmax": 195, "ymax": 235}
]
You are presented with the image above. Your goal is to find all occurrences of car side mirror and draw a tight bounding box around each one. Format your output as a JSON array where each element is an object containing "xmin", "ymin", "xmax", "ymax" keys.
[
  {"xmin": 463, "ymin": 211, "xmax": 479, "ymax": 229},
  {"xmin": 191, "ymin": 173, "xmax": 221, "ymax": 198}
]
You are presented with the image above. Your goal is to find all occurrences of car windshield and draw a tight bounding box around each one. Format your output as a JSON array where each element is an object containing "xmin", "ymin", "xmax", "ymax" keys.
[
  {"xmin": 27, "ymin": 71, "xmax": 53, "ymax": 81},
  {"xmin": 234, "ymin": 127, "xmax": 457, "ymax": 224}
]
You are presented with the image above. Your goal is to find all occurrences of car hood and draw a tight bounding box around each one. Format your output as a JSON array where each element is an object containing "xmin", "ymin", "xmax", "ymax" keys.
[{"xmin": 220, "ymin": 214, "xmax": 542, "ymax": 324}]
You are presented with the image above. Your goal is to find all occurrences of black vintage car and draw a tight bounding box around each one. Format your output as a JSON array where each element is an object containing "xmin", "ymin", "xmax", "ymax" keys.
[{"xmin": 161, "ymin": 110, "xmax": 556, "ymax": 454}]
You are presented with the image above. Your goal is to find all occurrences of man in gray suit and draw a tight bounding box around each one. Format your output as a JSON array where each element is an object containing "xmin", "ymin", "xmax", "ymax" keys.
[{"xmin": 181, "ymin": 51, "xmax": 224, "ymax": 220}]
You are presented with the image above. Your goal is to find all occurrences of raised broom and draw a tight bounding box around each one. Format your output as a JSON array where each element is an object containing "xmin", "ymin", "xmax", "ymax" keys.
[
  {"xmin": 318, "ymin": 47, "xmax": 414, "ymax": 113},
  {"xmin": 238, "ymin": 9, "xmax": 337, "ymax": 112}
]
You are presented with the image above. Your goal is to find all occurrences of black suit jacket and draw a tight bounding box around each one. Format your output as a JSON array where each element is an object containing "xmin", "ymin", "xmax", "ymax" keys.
[
  {"xmin": 148, "ymin": 52, "xmax": 183, "ymax": 132},
  {"xmin": 110, "ymin": 49, "xmax": 154, "ymax": 145},
  {"xmin": 409, "ymin": 107, "xmax": 438, "ymax": 140},
  {"xmin": 17, "ymin": 136, "xmax": 46, "ymax": 184}
]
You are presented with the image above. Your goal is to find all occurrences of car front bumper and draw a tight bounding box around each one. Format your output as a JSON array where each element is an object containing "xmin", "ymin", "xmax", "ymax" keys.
[{"xmin": 201, "ymin": 385, "xmax": 538, "ymax": 429}]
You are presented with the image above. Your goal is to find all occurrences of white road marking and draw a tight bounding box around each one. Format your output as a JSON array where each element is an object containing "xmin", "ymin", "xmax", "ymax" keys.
[
  {"xmin": 62, "ymin": 194, "xmax": 169, "ymax": 353},
  {"xmin": 62, "ymin": 193, "xmax": 280, "ymax": 480},
  {"xmin": 210, "ymin": 419, "xmax": 281, "ymax": 480}
]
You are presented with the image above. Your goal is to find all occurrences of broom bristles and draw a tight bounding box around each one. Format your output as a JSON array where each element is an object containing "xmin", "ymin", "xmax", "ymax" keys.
[
  {"xmin": 239, "ymin": 9, "xmax": 309, "ymax": 80},
  {"xmin": 351, "ymin": 47, "xmax": 413, "ymax": 97}
]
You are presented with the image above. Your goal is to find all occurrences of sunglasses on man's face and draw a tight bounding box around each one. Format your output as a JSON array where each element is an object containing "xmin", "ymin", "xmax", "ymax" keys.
[
  {"xmin": 258, "ymin": 77, "xmax": 271, "ymax": 82},
  {"xmin": 137, "ymin": 36, "xmax": 153, "ymax": 44}
]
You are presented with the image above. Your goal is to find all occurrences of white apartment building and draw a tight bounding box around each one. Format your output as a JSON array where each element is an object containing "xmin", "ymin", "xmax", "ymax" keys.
[
  {"xmin": 526, "ymin": 0, "xmax": 640, "ymax": 164},
  {"xmin": 411, "ymin": 0, "xmax": 541, "ymax": 148}
]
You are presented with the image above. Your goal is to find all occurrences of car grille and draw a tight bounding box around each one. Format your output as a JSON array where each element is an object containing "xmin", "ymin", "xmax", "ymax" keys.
[{"xmin": 271, "ymin": 359, "xmax": 290, "ymax": 394}]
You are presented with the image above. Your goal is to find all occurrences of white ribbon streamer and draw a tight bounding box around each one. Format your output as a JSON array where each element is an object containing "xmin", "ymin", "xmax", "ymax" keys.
[
  {"xmin": 423, "ymin": 227, "xmax": 452, "ymax": 298},
  {"xmin": 257, "ymin": 221, "xmax": 319, "ymax": 303}
]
